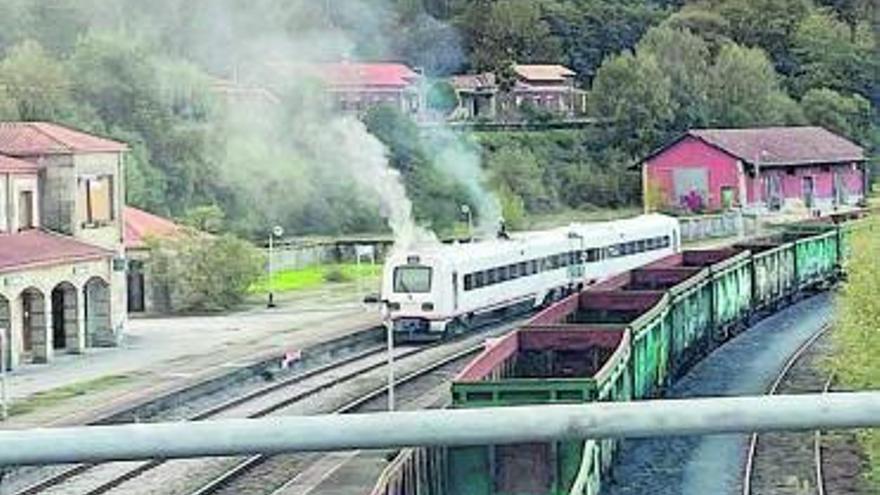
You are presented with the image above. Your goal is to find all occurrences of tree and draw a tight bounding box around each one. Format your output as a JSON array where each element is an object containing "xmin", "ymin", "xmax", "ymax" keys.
[
  {"xmin": 717, "ymin": 0, "xmax": 812, "ymax": 76},
  {"xmin": 544, "ymin": 0, "xmax": 667, "ymax": 82},
  {"xmin": 662, "ymin": 7, "xmax": 732, "ymax": 55},
  {"xmin": 707, "ymin": 43, "xmax": 804, "ymax": 127},
  {"xmin": 791, "ymin": 11, "xmax": 876, "ymax": 100},
  {"xmin": 148, "ymin": 232, "xmax": 264, "ymax": 312},
  {"xmin": 182, "ymin": 205, "xmax": 226, "ymax": 234},
  {"xmin": 458, "ymin": 0, "xmax": 562, "ymax": 73},
  {"xmin": 637, "ymin": 26, "xmax": 712, "ymax": 131},
  {"xmin": 0, "ymin": 40, "xmax": 73, "ymax": 120},
  {"xmin": 486, "ymin": 145, "xmax": 554, "ymax": 212},
  {"xmin": 801, "ymin": 88, "xmax": 873, "ymax": 143},
  {"xmin": 589, "ymin": 50, "xmax": 674, "ymax": 155}
]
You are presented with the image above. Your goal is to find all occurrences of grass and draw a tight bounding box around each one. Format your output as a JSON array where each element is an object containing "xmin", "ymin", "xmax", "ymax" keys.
[
  {"xmin": 8, "ymin": 374, "xmax": 132, "ymax": 417},
  {"xmin": 825, "ymin": 214, "xmax": 880, "ymax": 488},
  {"xmin": 250, "ymin": 263, "xmax": 382, "ymax": 294}
]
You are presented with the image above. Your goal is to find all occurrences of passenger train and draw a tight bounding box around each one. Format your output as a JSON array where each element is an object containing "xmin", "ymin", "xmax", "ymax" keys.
[{"xmin": 381, "ymin": 214, "xmax": 681, "ymax": 342}]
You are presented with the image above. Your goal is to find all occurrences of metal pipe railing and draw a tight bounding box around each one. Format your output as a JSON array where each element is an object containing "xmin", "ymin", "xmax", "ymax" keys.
[{"xmin": 0, "ymin": 392, "xmax": 878, "ymax": 466}]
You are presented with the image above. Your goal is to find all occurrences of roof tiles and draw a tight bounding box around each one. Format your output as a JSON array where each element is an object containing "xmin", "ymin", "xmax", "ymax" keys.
[
  {"xmin": 689, "ymin": 127, "xmax": 864, "ymax": 166},
  {"xmin": 0, "ymin": 230, "xmax": 112, "ymax": 273},
  {"xmin": 0, "ymin": 154, "xmax": 39, "ymax": 174},
  {"xmin": 0, "ymin": 122, "xmax": 128, "ymax": 156},
  {"xmin": 124, "ymin": 206, "xmax": 183, "ymax": 249}
]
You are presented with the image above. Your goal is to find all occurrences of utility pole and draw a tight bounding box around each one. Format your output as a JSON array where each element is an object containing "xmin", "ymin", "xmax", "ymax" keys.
[
  {"xmin": 461, "ymin": 204, "xmax": 472, "ymax": 240},
  {"xmin": 267, "ymin": 226, "xmax": 284, "ymax": 309},
  {"xmin": 1, "ymin": 329, "xmax": 8, "ymax": 421},
  {"xmin": 382, "ymin": 302, "xmax": 395, "ymax": 411}
]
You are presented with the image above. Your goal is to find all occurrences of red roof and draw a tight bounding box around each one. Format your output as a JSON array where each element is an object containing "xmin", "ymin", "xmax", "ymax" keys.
[
  {"xmin": 313, "ymin": 62, "xmax": 421, "ymax": 88},
  {"xmin": 0, "ymin": 122, "xmax": 128, "ymax": 156},
  {"xmin": 0, "ymin": 230, "xmax": 112, "ymax": 273},
  {"xmin": 124, "ymin": 206, "xmax": 182, "ymax": 249},
  {"xmin": 0, "ymin": 154, "xmax": 39, "ymax": 174},
  {"xmin": 688, "ymin": 127, "xmax": 864, "ymax": 166}
]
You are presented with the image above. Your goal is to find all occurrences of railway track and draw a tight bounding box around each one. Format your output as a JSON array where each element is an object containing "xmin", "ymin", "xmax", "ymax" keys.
[
  {"xmin": 741, "ymin": 324, "xmax": 832, "ymax": 495},
  {"xmin": 12, "ymin": 316, "xmax": 516, "ymax": 495},
  {"xmin": 10, "ymin": 344, "xmax": 422, "ymax": 495},
  {"xmin": 185, "ymin": 345, "xmax": 478, "ymax": 495}
]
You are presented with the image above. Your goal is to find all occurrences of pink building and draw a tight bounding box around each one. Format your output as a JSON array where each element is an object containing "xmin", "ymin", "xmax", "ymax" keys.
[{"xmin": 642, "ymin": 127, "xmax": 867, "ymax": 215}]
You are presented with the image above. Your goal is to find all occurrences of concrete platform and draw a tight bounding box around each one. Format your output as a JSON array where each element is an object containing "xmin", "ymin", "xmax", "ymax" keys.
[{"xmin": 0, "ymin": 289, "xmax": 382, "ymax": 428}]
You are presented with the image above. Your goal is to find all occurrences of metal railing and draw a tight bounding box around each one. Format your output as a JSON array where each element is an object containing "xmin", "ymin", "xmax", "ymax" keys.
[{"xmin": 1, "ymin": 392, "xmax": 879, "ymax": 466}]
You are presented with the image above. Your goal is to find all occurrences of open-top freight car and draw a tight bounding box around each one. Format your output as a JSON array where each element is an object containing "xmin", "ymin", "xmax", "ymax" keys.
[{"xmin": 370, "ymin": 218, "xmax": 858, "ymax": 495}]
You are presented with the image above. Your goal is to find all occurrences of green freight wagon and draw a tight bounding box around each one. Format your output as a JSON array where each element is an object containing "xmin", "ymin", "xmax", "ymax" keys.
[
  {"xmin": 449, "ymin": 327, "xmax": 631, "ymax": 495},
  {"xmin": 781, "ymin": 228, "xmax": 840, "ymax": 288},
  {"xmin": 609, "ymin": 264, "xmax": 714, "ymax": 377},
  {"xmin": 734, "ymin": 240, "xmax": 797, "ymax": 312},
  {"xmin": 676, "ymin": 249, "xmax": 753, "ymax": 338}
]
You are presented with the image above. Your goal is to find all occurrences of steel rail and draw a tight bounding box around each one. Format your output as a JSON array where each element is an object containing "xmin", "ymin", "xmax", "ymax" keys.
[
  {"xmin": 741, "ymin": 323, "xmax": 831, "ymax": 495},
  {"xmin": 189, "ymin": 345, "xmax": 481, "ymax": 495},
  {"xmin": 11, "ymin": 344, "xmax": 392, "ymax": 495}
]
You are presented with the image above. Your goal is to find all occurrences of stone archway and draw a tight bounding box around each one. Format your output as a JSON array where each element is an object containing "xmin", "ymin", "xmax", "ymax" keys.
[
  {"xmin": 0, "ymin": 295, "xmax": 9, "ymax": 370},
  {"xmin": 51, "ymin": 282, "xmax": 78, "ymax": 351},
  {"xmin": 20, "ymin": 288, "xmax": 48, "ymax": 363},
  {"xmin": 84, "ymin": 277, "xmax": 112, "ymax": 347}
]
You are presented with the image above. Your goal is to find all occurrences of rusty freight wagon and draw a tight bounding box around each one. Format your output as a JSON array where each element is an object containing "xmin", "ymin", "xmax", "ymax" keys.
[{"xmin": 369, "ymin": 218, "xmax": 859, "ymax": 495}]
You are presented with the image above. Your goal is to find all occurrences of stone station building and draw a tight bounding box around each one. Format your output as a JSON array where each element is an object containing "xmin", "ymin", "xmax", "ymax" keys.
[{"xmin": 0, "ymin": 122, "xmax": 128, "ymax": 370}]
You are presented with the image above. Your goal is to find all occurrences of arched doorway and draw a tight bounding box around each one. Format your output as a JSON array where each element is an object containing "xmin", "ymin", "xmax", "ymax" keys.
[
  {"xmin": 20, "ymin": 288, "xmax": 47, "ymax": 363},
  {"xmin": 84, "ymin": 277, "xmax": 111, "ymax": 347},
  {"xmin": 51, "ymin": 282, "xmax": 78, "ymax": 351},
  {"xmin": 0, "ymin": 295, "xmax": 9, "ymax": 370}
]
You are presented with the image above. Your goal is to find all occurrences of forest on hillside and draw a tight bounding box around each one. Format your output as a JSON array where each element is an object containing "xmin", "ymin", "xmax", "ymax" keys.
[{"xmin": 0, "ymin": 0, "xmax": 876, "ymax": 237}]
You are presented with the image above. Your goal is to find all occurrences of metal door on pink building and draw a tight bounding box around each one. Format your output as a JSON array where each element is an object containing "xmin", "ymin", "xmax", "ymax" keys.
[{"xmin": 803, "ymin": 176, "xmax": 815, "ymax": 208}]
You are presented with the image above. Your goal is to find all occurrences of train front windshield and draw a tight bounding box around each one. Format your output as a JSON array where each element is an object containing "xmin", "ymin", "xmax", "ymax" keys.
[{"xmin": 393, "ymin": 266, "xmax": 432, "ymax": 293}]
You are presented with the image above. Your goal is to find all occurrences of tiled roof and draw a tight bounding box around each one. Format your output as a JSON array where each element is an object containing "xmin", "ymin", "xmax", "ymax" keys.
[
  {"xmin": 0, "ymin": 230, "xmax": 112, "ymax": 273},
  {"xmin": 0, "ymin": 122, "xmax": 128, "ymax": 156},
  {"xmin": 514, "ymin": 64, "xmax": 576, "ymax": 82},
  {"xmin": 313, "ymin": 62, "xmax": 421, "ymax": 88},
  {"xmin": 0, "ymin": 154, "xmax": 39, "ymax": 174},
  {"xmin": 124, "ymin": 206, "xmax": 183, "ymax": 249},
  {"xmin": 689, "ymin": 127, "xmax": 864, "ymax": 166}
]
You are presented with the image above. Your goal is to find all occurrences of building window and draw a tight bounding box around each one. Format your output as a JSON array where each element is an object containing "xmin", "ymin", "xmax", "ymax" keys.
[
  {"xmin": 18, "ymin": 190, "xmax": 34, "ymax": 230},
  {"xmin": 82, "ymin": 175, "xmax": 114, "ymax": 225}
]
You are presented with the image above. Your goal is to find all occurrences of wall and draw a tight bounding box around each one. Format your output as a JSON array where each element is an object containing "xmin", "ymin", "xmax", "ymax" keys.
[
  {"xmin": 745, "ymin": 162, "xmax": 865, "ymax": 214},
  {"xmin": 645, "ymin": 136, "xmax": 741, "ymax": 210},
  {"xmin": 0, "ymin": 256, "xmax": 117, "ymax": 369},
  {"xmin": 73, "ymin": 152, "xmax": 125, "ymax": 251},
  {"xmin": 38, "ymin": 154, "xmax": 76, "ymax": 235}
]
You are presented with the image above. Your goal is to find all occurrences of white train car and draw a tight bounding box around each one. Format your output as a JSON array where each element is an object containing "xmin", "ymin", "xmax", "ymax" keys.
[{"xmin": 382, "ymin": 214, "xmax": 680, "ymax": 342}]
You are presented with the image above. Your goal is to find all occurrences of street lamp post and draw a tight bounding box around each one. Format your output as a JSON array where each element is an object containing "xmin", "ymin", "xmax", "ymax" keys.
[
  {"xmin": 461, "ymin": 204, "xmax": 472, "ymax": 240},
  {"xmin": 267, "ymin": 226, "xmax": 284, "ymax": 309},
  {"xmin": 382, "ymin": 301, "xmax": 395, "ymax": 411}
]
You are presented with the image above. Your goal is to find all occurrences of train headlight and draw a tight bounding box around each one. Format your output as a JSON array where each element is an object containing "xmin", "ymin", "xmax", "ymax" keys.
[{"xmin": 421, "ymin": 302, "xmax": 434, "ymax": 311}]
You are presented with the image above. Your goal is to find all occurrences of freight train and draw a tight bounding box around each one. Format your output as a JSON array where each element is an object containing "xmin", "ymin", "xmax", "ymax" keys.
[
  {"xmin": 369, "ymin": 212, "xmax": 868, "ymax": 495},
  {"xmin": 381, "ymin": 214, "xmax": 681, "ymax": 342}
]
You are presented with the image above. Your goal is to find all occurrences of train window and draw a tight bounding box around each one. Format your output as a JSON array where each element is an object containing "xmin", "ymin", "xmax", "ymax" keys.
[
  {"xmin": 585, "ymin": 248, "xmax": 600, "ymax": 262},
  {"xmin": 393, "ymin": 266, "xmax": 432, "ymax": 293},
  {"xmin": 499, "ymin": 266, "xmax": 509, "ymax": 282},
  {"xmin": 510, "ymin": 263, "xmax": 520, "ymax": 278},
  {"xmin": 474, "ymin": 271, "xmax": 485, "ymax": 288},
  {"xmin": 646, "ymin": 238, "xmax": 657, "ymax": 250},
  {"xmin": 636, "ymin": 239, "xmax": 647, "ymax": 252},
  {"xmin": 464, "ymin": 274, "xmax": 473, "ymax": 291},
  {"xmin": 607, "ymin": 246, "xmax": 619, "ymax": 258},
  {"xmin": 662, "ymin": 236, "xmax": 671, "ymax": 248},
  {"xmin": 531, "ymin": 260, "xmax": 539, "ymax": 274},
  {"xmin": 519, "ymin": 262, "xmax": 528, "ymax": 276}
]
